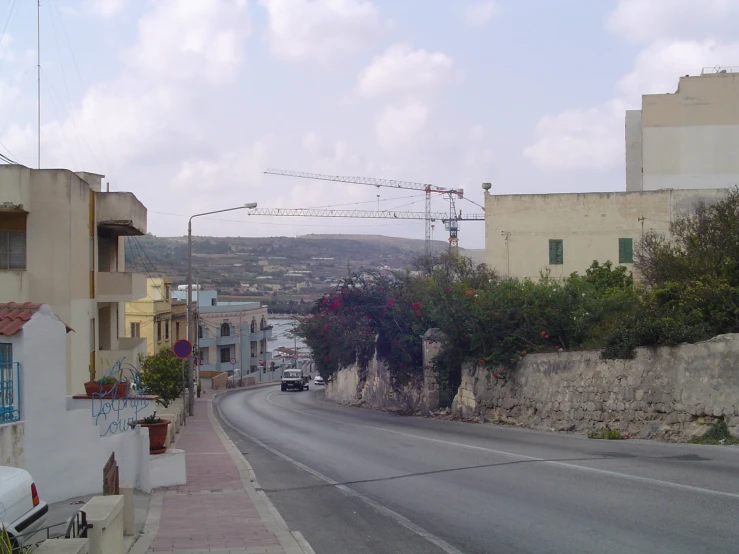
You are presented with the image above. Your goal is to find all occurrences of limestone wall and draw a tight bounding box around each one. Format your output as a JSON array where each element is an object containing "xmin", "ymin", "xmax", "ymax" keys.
[
  {"xmin": 452, "ymin": 334, "xmax": 739, "ymax": 440},
  {"xmin": 326, "ymin": 353, "xmax": 431, "ymax": 414}
]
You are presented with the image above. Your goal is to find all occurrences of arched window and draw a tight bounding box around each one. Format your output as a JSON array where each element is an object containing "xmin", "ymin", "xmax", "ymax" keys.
[
  {"xmin": 260, "ymin": 316, "xmax": 266, "ymax": 330},
  {"xmin": 221, "ymin": 323, "xmax": 230, "ymax": 337},
  {"xmin": 198, "ymin": 325, "xmax": 203, "ymax": 339},
  {"xmin": 250, "ymin": 319, "xmax": 257, "ymax": 333}
]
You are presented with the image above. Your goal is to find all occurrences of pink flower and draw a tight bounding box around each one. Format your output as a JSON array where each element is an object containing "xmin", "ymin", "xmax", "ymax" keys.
[
  {"xmin": 411, "ymin": 302, "xmax": 421, "ymax": 311},
  {"xmin": 324, "ymin": 324, "xmax": 329, "ymax": 331},
  {"xmin": 386, "ymin": 298, "xmax": 395, "ymax": 307}
]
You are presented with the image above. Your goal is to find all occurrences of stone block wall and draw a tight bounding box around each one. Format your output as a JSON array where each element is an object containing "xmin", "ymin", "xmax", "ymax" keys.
[
  {"xmin": 452, "ymin": 334, "xmax": 739, "ymax": 440},
  {"xmin": 325, "ymin": 351, "xmax": 435, "ymax": 414}
]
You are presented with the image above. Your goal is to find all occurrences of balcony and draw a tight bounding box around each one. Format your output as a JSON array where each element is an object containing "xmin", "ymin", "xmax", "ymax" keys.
[
  {"xmin": 249, "ymin": 326, "xmax": 273, "ymax": 341},
  {"xmin": 97, "ymin": 272, "xmax": 147, "ymax": 303},
  {"xmin": 97, "ymin": 337, "xmax": 147, "ymax": 375},
  {"xmin": 215, "ymin": 334, "xmax": 238, "ymax": 346},
  {"xmin": 96, "ymin": 192, "xmax": 147, "ymax": 236}
]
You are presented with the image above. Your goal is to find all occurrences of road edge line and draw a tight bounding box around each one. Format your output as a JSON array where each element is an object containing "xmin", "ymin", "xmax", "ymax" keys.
[
  {"xmin": 215, "ymin": 390, "xmax": 466, "ymax": 554},
  {"xmin": 210, "ymin": 391, "xmax": 317, "ymax": 554},
  {"xmin": 127, "ymin": 494, "xmax": 163, "ymax": 554}
]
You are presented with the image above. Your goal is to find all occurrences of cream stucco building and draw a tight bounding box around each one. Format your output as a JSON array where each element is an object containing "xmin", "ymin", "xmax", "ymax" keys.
[
  {"xmin": 124, "ymin": 278, "xmax": 173, "ymax": 356},
  {"xmin": 484, "ymin": 188, "xmax": 727, "ymax": 280},
  {"xmin": 626, "ymin": 67, "xmax": 739, "ymax": 192},
  {"xmin": 0, "ymin": 165, "xmax": 148, "ymax": 394}
]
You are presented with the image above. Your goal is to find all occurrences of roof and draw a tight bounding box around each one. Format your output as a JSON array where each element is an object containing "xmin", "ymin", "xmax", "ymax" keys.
[{"xmin": 0, "ymin": 302, "xmax": 74, "ymax": 336}]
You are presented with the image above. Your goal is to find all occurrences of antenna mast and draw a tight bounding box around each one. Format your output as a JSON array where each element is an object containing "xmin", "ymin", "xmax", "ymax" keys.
[{"xmin": 37, "ymin": 0, "xmax": 41, "ymax": 169}]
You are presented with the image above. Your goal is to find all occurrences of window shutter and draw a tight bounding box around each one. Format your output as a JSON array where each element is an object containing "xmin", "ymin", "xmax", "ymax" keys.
[
  {"xmin": 549, "ymin": 239, "xmax": 563, "ymax": 265},
  {"xmin": 619, "ymin": 238, "xmax": 633, "ymax": 264}
]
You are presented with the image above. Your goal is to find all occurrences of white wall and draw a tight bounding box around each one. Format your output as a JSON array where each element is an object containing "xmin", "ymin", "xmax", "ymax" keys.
[
  {"xmin": 18, "ymin": 306, "xmax": 152, "ymax": 503},
  {"xmin": 625, "ymin": 110, "xmax": 643, "ymax": 192}
]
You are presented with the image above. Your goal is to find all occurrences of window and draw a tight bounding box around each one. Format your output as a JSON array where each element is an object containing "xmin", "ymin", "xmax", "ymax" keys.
[
  {"xmin": 0, "ymin": 343, "xmax": 11, "ymax": 367},
  {"xmin": 260, "ymin": 317, "xmax": 266, "ymax": 330},
  {"xmin": 549, "ymin": 239, "xmax": 563, "ymax": 265},
  {"xmin": 157, "ymin": 320, "xmax": 162, "ymax": 341},
  {"xmin": 165, "ymin": 285, "xmax": 171, "ymax": 301},
  {"xmin": 165, "ymin": 320, "xmax": 170, "ymax": 340},
  {"xmin": 619, "ymin": 238, "xmax": 634, "ymax": 264},
  {"xmin": 220, "ymin": 347, "xmax": 231, "ymax": 363},
  {"xmin": 130, "ymin": 322, "xmax": 140, "ymax": 338},
  {"xmin": 175, "ymin": 322, "xmax": 180, "ymax": 339},
  {"xmin": 0, "ymin": 230, "xmax": 26, "ymax": 270},
  {"xmin": 198, "ymin": 325, "xmax": 203, "ymax": 339},
  {"xmin": 250, "ymin": 319, "xmax": 257, "ymax": 333},
  {"xmin": 220, "ymin": 322, "xmax": 230, "ymax": 337}
]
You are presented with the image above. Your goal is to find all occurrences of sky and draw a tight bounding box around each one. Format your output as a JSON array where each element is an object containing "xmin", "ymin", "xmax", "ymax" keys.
[{"xmin": 1, "ymin": 0, "xmax": 738, "ymax": 250}]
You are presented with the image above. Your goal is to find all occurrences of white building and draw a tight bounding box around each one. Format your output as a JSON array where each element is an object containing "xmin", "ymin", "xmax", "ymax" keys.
[{"xmin": 626, "ymin": 67, "xmax": 739, "ymax": 192}]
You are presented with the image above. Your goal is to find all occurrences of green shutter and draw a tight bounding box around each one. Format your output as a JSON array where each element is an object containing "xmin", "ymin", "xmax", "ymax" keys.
[
  {"xmin": 619, "ymin": 238, "xmax": 633, "ymax": 264},
  {"xmin": 549, "ymin": 239, "xmax": 563, "ymax": 265}
]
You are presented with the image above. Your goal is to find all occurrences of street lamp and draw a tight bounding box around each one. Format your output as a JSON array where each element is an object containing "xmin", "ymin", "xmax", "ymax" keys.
[{"xmin": 187, "ymin": 202, "xmax": 257, "ymax": 415}]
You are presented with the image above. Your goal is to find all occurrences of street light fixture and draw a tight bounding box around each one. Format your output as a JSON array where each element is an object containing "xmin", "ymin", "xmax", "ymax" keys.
[{"xmin": 187, "ymin": 202, "xmax": 257, "ymax": 415}]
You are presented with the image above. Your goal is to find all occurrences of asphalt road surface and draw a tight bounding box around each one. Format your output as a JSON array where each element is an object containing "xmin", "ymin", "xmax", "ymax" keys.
[{"xmin": 215, "ymin": 384, "xmax": 739, "ymax": 554}]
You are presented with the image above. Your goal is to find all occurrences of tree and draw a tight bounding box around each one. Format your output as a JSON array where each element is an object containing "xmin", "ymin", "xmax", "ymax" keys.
[
  {"xmin": 635, "ymin": 188, "xmax": 739, "ymax": 287},
  {"xmin": 140, "ymin": 349, "xmax": 183, "ymax": 408}
]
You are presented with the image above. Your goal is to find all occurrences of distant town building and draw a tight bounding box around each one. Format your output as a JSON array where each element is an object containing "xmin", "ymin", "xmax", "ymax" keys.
[{"xmin": 124, "ymin": 278, "xmax": 173, "ymax": 356}]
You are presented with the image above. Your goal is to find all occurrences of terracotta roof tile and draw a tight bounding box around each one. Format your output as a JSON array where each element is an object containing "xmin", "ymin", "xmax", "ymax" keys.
[
  {"xmin": 0, "ymin": 302, "xmax": 74, "ymax": 336},
  {"xmin": 0, "ymin": 302, "xmax": 42, "ymax": 336}
]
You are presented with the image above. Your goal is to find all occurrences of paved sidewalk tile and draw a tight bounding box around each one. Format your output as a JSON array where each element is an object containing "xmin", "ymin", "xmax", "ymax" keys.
[{"xmin": 148, "ymin": 393, "xmax": 292, "ymax": 554}]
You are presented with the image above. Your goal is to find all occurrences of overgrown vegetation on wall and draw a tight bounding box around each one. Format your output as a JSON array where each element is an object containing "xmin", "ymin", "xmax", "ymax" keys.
[{"xmin": 295, "ymin": 188, "xmax": 739, "ymax": 386}]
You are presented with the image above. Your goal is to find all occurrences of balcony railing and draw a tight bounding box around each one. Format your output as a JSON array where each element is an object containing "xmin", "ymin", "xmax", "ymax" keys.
[{"xmin": 0, "ymin": 362, "xmax": 21, "ymax": 423}]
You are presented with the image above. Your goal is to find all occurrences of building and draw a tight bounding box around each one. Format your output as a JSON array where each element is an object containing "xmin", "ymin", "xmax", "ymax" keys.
[
  {"xmin": 626, "ymin": 67, "xmax": 739, "ymax": 192},
  {"xmin": 198, "ymin": 300, "xmax": 272, "ymax": 375},
  {"xmin": 0, "ymin": 166, "xmax": 147, "ymax": 394},
  {"xmin": 484, "ymin": 188, "xmax": 727, "ymax": 280},
  {"xmin": 124, "ymin": 278, "xmax": 173, "ymax": 356}
]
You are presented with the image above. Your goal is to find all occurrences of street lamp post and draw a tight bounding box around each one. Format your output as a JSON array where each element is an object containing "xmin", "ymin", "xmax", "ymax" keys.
[{"xmin": 187, "ymin": 202, "xmax": 257, "ymax": 415}]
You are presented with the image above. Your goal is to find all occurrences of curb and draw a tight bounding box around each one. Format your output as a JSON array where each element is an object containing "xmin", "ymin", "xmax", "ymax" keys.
[
  {"xmin": 210, "ymin": 391, "xmax": 316, "ymax": 554},
  {"xmin": 127, "ymin": 495, "xmax": 163, "ymax": 554}
]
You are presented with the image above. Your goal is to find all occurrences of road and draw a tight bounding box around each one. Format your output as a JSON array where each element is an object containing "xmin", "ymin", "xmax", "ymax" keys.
[{"xmin": 215, "ymin": 385, "xmax": 739, "ymax": 554}]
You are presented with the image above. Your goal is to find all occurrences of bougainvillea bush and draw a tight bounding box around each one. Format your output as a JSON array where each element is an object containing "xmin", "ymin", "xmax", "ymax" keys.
[
  {"xmin": 295, "ymin": 256, "xmax": 638, "ymax": 384},
  {"xmin": 294, "ymin": 271, "xmax": 433, "ymax": 381}
]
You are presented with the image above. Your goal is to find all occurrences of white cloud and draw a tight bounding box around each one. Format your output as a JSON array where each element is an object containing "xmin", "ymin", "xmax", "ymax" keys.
[
  {"xmin": 124, "ymin": 0, "xmax": 250, "ymax": 84},
  {"xmin": 356, "ymin": 44, "xmax": 454, "ymax": 100},
  {"xmin": 608, "ymin": 0, "xmax": 739, "ymax": 43},
  {"xmin": 523, "ymin": 100, "xmax": 625, "ymax": 172},
  {"xmin": 464, "ymin": 1, "xmax": 499, "ymax": 28},
  {"xmin": 375, "ymin": 102, "xmax": 429, "ymax": 151},
  {"xmin": 259, "ymin": 0, "xmax": 383, "ymax": 63},
  {"xmin": 524, "ymin": 0, "xmax": 739, "ymax": 173},
  {"xmin": 89, "ymin": 0, "xmax": 130, "ymax": 19}
]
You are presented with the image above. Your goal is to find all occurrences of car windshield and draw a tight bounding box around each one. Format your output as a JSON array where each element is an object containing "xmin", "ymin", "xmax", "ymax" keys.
[{"xmin": 284, "ymin": 371, "xmax": 300, "ymax": 378}]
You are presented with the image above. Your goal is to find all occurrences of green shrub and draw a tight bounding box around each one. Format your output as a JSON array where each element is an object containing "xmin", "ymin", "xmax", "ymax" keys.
[
  {"xmin": 588, "ymin": 428, "xmax": 623, "ymax": 440},
  {"xmin": 688, "ymin": 419, "xmax": 739, "ymax": 445},
  {"xmin": 140, "ymin": 349, "xmax": 183, "ymax": 407}
]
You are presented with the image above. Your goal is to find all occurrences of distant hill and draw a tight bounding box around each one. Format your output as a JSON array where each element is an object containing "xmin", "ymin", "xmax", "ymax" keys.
[{"xmin": 125, "ymin": 234, "xmax": 486, "ymax": 296}]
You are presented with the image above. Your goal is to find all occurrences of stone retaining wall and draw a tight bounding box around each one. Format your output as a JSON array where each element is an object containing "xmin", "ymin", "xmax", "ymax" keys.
[{"xmin": 452, "ymin": 334, "xmax": 739, "ymax": 440}]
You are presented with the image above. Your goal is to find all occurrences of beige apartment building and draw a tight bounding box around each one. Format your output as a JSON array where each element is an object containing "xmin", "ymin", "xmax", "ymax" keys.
[
  {"xmin": 0, "ymin": 165, "xmax": 147, "ymax": 394},
  {"xmin": 484, "ymin": 188, "xmax": 727, "ymax": 280},
  {"xmin": 124, "ymin": 278, "xmax": 173, "ymax": 356},
  {"xmin": 626, "ymin": 67, "xmax": 739, "ymax": 192}
]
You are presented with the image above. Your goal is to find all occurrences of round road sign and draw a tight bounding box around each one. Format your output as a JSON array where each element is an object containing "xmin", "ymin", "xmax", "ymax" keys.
[
  {"xmin": 173, "ymin": 339, "xmax": 192, "ymax": 359},
  {"xmin": 230, "ymin": 358, "xmax": 236, "ymax": 365}
]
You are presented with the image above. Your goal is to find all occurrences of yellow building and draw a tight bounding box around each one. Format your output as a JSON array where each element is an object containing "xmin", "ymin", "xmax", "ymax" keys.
[
  {"xmin": 125, "ymin": 278, "xmax": 173, "ymax": 356},
  {"xmin": 0, "ymin": 165, "xmax": 148, "ymax": 394},
  {"xmin": 484, "ymin": 188, "xmax": 727, "ymax": 280}
]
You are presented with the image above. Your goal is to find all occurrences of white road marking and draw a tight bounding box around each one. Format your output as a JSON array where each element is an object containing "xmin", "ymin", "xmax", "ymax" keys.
[
  {"xmin": 217, "ymin": 395, "xmax": 466, "ymax": 554},
  {"xmin": 264, "ymin": 391, "xmax": 739, "ymax": 502}
]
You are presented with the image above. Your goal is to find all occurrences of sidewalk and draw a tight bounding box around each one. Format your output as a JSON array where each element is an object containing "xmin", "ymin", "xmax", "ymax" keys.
[{"xmin": 131, "ymin": 387, "xmax": 313, "ymax": 554}]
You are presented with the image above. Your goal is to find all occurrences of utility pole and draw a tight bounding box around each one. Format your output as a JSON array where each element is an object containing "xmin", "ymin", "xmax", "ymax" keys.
[{"xmin": 37, "ymin": 0, "xmax": 41, "ymax": 169}]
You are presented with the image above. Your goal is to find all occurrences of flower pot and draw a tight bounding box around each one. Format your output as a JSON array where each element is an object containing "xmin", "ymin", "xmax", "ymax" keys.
[
  {"xmin": 84, "ymin": 381, "xmax": 129, "ymax": 398},
  {"xmin": 132, "ymin": 419, "xmax": 171, "ymax": 455}
]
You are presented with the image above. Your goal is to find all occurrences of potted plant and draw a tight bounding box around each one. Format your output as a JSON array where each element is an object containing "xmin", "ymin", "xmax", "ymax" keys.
[
  {"xmin": 130, "ymin": 411, "xmax": 170, "ymax": 454},
  {"xmin": 135, "ymin": 350, "xmax": 183, "ymax": 454},
  {"xmin": 84, "ymin": 369, "xmax": 129, "ymax": 398}
]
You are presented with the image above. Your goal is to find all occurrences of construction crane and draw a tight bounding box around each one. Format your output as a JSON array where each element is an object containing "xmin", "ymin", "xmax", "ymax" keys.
[
  {"xmin": 246, "ymin": 207, "xmax": 485, "ymax": 254},
  {"xmin": 264, "ymin": 169, "xmax": 474, "ymax": 257}
]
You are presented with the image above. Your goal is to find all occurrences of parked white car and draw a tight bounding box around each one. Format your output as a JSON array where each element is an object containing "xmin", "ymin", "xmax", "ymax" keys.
[{"xmin": 0, "ymin": 466, "xmax": 48, "ymax": 547}]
